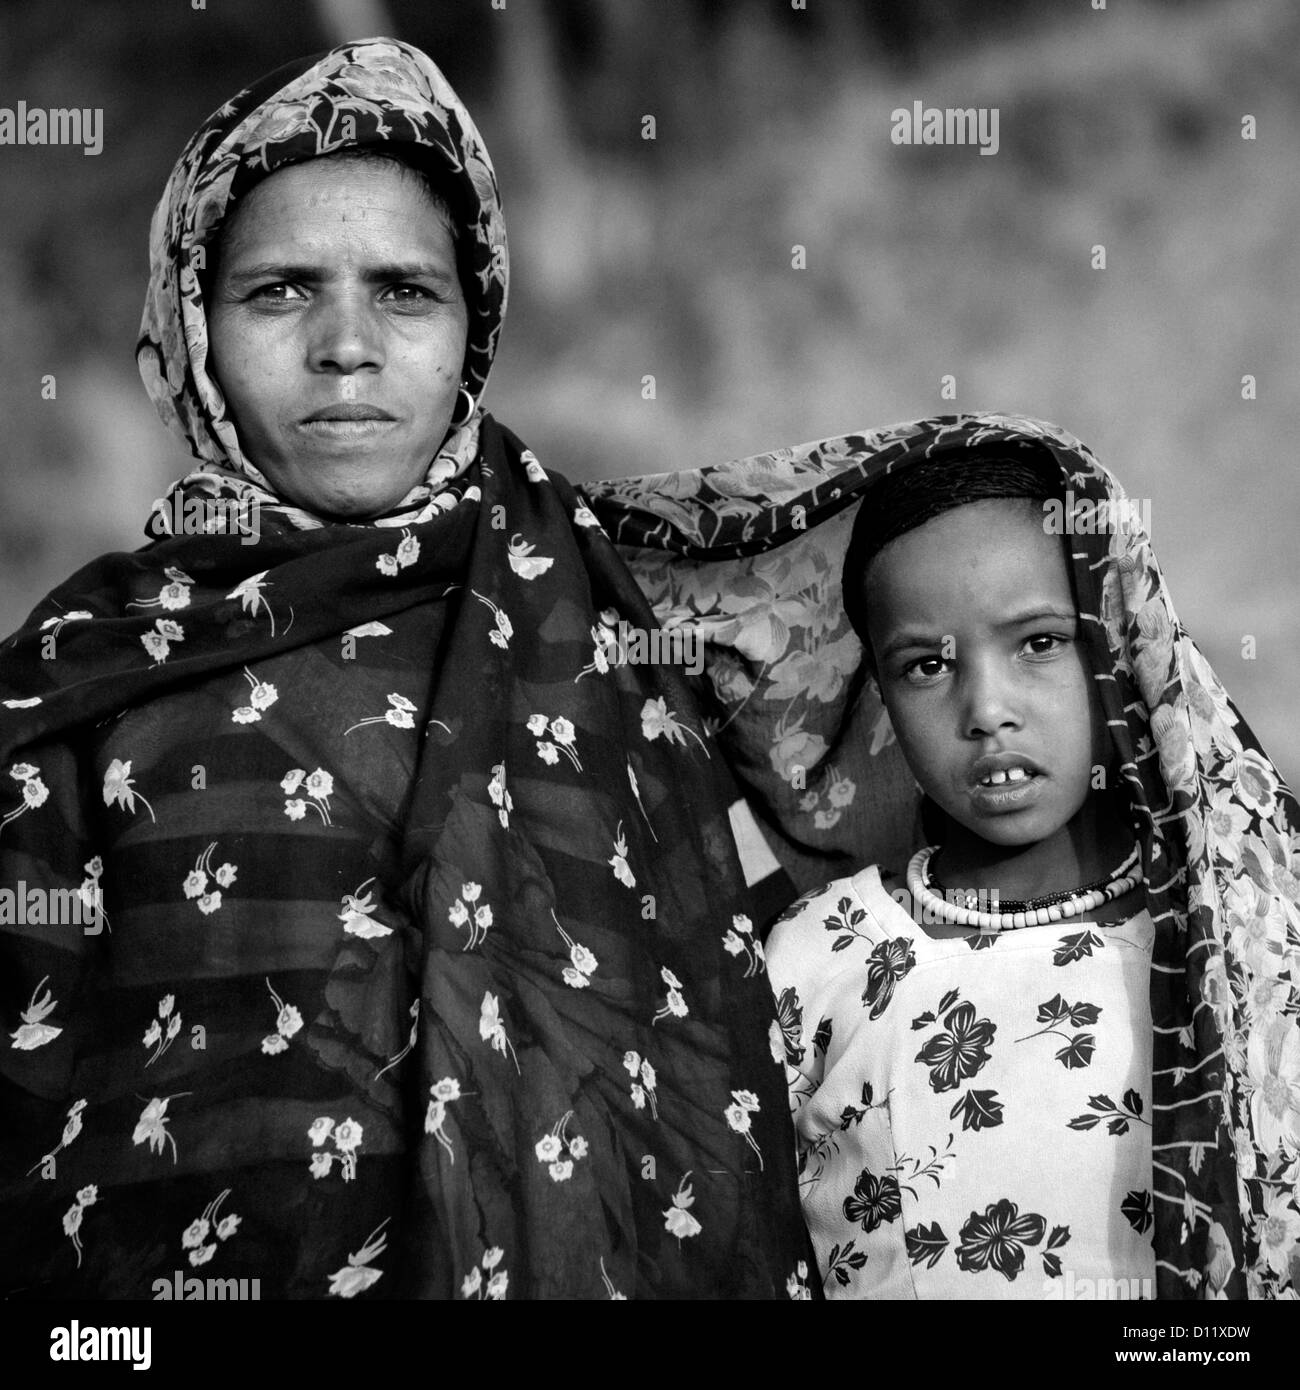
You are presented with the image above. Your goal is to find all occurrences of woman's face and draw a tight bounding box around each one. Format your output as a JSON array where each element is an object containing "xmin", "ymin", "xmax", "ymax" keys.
[
  {"xmin": 865, "ymin": 498, "xmax": 1111, "ymax": 852},
  {"xmin": 207, "ymin": 157, "xmax": 468, "ymax": 518}
]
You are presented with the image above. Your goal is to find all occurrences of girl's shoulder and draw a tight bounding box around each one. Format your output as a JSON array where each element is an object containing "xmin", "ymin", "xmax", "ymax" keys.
[{"xmin": 766, "ymin": 864, "xmax": 909, "ymax": 977}]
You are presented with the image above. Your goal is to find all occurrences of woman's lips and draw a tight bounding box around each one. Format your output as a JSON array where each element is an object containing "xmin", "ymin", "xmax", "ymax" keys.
[
  {"xmin": 298, "ymin": 404, "xmax": 399, "ymax": 439},
  {"xmin": 295, "ymin": 414, "xmax": 401, "ymax": 445}
]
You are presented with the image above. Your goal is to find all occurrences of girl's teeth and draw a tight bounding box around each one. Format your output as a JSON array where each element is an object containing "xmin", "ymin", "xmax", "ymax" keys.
[{"xmin": 982, "ymin": 767, "xmax": 1031, "ymax": 786}]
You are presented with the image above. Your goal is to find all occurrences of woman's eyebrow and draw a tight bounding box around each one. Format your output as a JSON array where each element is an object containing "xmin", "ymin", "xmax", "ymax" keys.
[{"xmin": 223, "ymin": 261, "xmax": 457, "ymax": 285}]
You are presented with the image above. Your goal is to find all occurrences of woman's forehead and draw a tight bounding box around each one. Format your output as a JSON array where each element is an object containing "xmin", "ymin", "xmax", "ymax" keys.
[{"xmin": 217, "ymin": 158, "xmax": 458, "ymax": 262}]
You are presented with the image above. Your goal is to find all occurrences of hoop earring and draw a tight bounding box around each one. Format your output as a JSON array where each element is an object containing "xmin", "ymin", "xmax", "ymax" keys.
[{"xmin": 451, "ymin": 385, "xmax": 476, "ymax": 429}]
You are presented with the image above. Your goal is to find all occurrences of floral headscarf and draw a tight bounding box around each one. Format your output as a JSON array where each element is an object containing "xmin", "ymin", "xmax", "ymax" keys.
[
  {"xmin": 136, "ymin": 37, "xmax": 509, "ymax": 530},
  {"xmin": 586, "ymin": 412, "xmax": 1300, "ymax": 1298}
]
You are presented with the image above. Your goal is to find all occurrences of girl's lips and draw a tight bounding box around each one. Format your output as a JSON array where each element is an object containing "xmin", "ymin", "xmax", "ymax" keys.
[{"xmin": 968, "ymin": 770, "xmax": 1045, "ymax": 815}]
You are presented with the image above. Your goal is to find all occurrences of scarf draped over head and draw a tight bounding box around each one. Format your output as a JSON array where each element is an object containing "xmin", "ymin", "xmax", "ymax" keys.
[
  {"xmin": 137, "ymin": 36, "xmax": 509, "ymax": 530},
  {"xmin": 0, "ymin": 40, "xmax": 812, "ymax": 1300},
  {"xmin": 585, "ymin": 412, "xmax": 1300, "ymax": 1299}
]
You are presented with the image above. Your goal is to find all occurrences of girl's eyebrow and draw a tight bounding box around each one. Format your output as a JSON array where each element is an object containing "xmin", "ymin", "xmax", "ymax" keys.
[{"xmin": 995, "ymin": 606, "xmax": 1078, "ymax": 629}]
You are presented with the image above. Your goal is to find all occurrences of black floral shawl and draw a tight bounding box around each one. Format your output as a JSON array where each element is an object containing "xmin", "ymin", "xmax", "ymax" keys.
[{"xmin": 0, "ymin": 40, "xmax": 811, "ymax": 1301}]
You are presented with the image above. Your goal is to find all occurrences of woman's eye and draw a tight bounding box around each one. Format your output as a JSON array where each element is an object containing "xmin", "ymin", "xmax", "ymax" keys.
[
  {"xmin": 1024, "ymin": 633, "xmax": 1068, "ymax": 656},
  {"xmin": 249, "ymin": 282, "xmax": 302, "ymax": 303},
  {"xmin": 384, "ymin": 283, "xmax": 437, "ymax": 304}
]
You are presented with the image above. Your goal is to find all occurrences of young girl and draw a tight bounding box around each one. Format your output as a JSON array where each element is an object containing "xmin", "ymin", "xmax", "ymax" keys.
[{"xmin": 760, "ymin": 443, "xmax": 1299, "ymax": 1299}]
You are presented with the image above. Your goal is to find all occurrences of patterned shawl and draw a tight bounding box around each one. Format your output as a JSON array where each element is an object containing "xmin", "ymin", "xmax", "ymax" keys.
[
  {"xmin": 586, "ymin": 413, "xmax": 1300, "ymax": 1299},
  {"xmin": 0, "ymin": 40, "xmax": 811, "ymax": 1300}
]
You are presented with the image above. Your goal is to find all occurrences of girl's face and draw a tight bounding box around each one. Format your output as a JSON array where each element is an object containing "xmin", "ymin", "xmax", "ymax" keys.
[
  {"xmin": 207, "ymin": 157, "xmax": 468, "ymax": 518},
  {"xmin": 864, "ymin": 498, "xmax": 1111, "ymax": 852}
]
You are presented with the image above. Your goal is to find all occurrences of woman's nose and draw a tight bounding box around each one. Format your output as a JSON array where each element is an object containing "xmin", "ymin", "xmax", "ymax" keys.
[{"xmin": 307, "ymin": 294, "xmax": 385, "ymax": 374}]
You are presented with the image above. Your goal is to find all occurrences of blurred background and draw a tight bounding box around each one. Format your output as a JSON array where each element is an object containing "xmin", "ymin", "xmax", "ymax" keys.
[{"xmin": 1, "ymin": 0, "xmax": 1297, "ymax": 783}]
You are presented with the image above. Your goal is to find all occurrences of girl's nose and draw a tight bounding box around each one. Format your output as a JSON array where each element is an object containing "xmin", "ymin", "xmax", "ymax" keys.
[{"xmin": 961, "ymin": 659, "xmax": 1022, "ymax": 739}]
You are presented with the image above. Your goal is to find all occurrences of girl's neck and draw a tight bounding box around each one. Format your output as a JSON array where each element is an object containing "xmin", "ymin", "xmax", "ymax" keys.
[{"xmin": 933, "ymin": 790, "xmax": 1135, "ymax": 903}]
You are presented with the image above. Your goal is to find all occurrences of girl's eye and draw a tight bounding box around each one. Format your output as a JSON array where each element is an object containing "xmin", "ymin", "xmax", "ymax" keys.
[{"xmin": 901, "ymin": 655, "xmax": 951, "ymax": 683}]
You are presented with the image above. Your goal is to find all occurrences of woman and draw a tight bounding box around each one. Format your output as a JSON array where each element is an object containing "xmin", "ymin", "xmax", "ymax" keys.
[
  {"xmin": 586, "ymin": 413, "xmax": 1300, "ymax": 1298},
  {"xmin": 0, "ymin": 39, "xmax": 811, "ymax": 1300}
]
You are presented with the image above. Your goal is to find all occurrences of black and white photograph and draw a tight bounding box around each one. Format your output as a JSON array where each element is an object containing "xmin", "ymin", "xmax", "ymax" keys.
[{"xmin": 0, "ymin": 0, "xmax": 1296, "ymax": 1351}]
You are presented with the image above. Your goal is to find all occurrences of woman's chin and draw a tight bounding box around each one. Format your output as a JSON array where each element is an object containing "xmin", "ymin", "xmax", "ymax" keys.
[{"xmin": 264, "ymin": 464, "xmax": 426, "ymax": 520}]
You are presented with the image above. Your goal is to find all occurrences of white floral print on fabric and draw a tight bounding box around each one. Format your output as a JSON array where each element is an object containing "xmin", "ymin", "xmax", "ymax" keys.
[
  {"xmin": 640, "ymin": 696, "xmax": 709, "ymax": 758},
  {"xmin": 344, "ymin": 692, "xmax": 416, "ymax": 736},
  {"xmin": 506, "ymin": 533, "xmax": 554, "ymax": 581},
  {"xmin": 10, "ymin": 974, "xmax": 63, "ymax": 1051},
  {"xmin": 132, "ymin": 1094, "xmax": 187, "ymax": 1163},
  {"xmin": 479, "ymin": 991, "xmax": 519, "ymax": 1072},
  {"xmin": 1, "ymin": 762, "xmax": 49, "ymax": 837},
  {"xmin": 526, "ymin": 712, "xmax": 582, "ymax": 771},
  {"xmin": 472, "ymin": 590, "xmax": 513, "ymax": 650},
  {"xmin": 723, "ymin": 914, "xmax": 765, "ymax": 977},
  {"xmin": 103, "ymin": 758, "xmax": 156, "ymax": 823},
  {"xmin": 181, "ymin": 842, "xmax": 236, "ymax": 915},
  {"xmin": 327, "ymin": 1219, "xmax": 390, "ymax": 1298},
  {"xmin": 142, "ymin": 993, "xmax": 182, "ymax": 1067},
  {"xmin": 181, "ymin": 1187, "xmax": 241, "ymax": 1269},
  {"xmin": 28, "ymin": 1097, "xmax": 87, "ymax": 1176},
  {"xmin": 226, "ymin": 571, "xmax": 283, "ymax": 634},
  {"xmin": 486, "ymin": 763, "xmax": 513, "ymax": 828},
  {"xmin": 260, "ymin": 978, "xmax": 303, "ymax": 1056},
  {"xmin": 449, "ymin": 883, "xmax": 493, "ymax": 950},
  {"xmin": 231, "ymin": 665, "xmax": 278, "ymax": 723},
  {"xmin": 575, "ymin": 608, "xmax": 620, "ymax": 681},
  {"xmin": 623, "ymin": 1050, "xmax": 660, "ymax": 1119},
  {"xmin": 281, "ymin": 767, "xmax": 335, "ymax": 824},
  {"xmin": 62, "ymin": 1184, "xmax": 98, "ymax": 1268},
  {"xmin": 424, "ymin": 1077, "xmax": 464, "ymax": 1163},
  {"xmin": 337, "ymin": 878, "xmax": 394, "ymax": 940},
  {"xmin": 663, "ymin": 1172, "xmax": 701, "ymax": 1245},
  {"xmin": 39, "ymin": 610, "xmax": 93, "ymax": 641},
  {"xmin": 608, "ymin": 821, "xmax": 636, "ymax": 889},
  {"xmin": 535, "ymin": 1110, "xmax": 588, "ymax": 1184},
  {"xmin": 308, "ymin": 1115, "xmax": 364, "ymax": 1182},
  {"xmin": 551, "ymin": 908, "xmax": 598, "ymax": 989},
  {"xmin": 461, "ymin": 1245, "xmax": 508, "ymax": 1300},
  {"xmin": 376, "ymin": 529, "xmax": 421, "ymax": 577},
  {"xmin": 652, "ymin": 967, "xmax": 688, "ymax": 1026}
]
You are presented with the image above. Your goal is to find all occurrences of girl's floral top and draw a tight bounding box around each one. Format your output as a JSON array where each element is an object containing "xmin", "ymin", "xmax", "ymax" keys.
[
  {"xmin": 0, "ymin": 39, "xmax": 809, "ymax": 1301},
  {"xmin": 767, "ymin": 869, "xmax": 1157, "ymax": 1298}
]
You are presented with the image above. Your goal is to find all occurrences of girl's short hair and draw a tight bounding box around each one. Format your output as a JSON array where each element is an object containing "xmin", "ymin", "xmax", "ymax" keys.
[{"xmin": 842, "ymin": 450, "xmax": 1064, "ymax": 664}]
